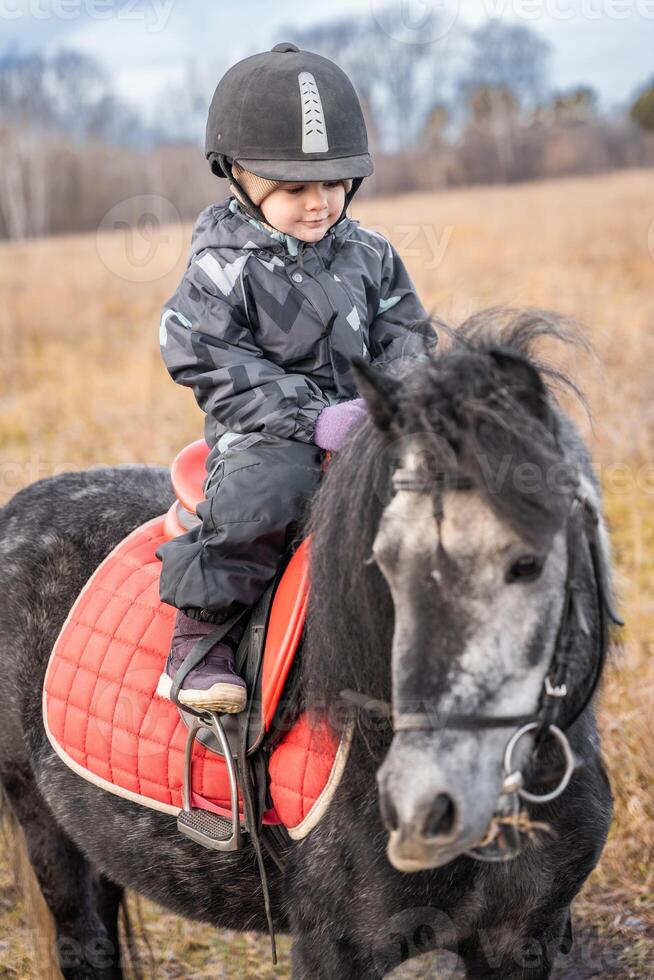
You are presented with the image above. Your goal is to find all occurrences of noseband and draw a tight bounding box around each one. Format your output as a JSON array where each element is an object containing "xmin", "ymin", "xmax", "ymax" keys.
[{"xmin": 342, "ymin": 464, "xmax": 624, "ymax": 861}]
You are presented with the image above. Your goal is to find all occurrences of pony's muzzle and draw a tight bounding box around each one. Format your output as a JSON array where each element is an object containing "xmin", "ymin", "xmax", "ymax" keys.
[
  {"xmin": 380, "ymin": 788, "xmax": 458, "ymax": 841},
  {"xmin": 377, "ymin": 762, "xmax": 466, "ymax": 871},
  {"xmin": 376, "ymin": 731, "xmax": 508, "ymax": 870}
]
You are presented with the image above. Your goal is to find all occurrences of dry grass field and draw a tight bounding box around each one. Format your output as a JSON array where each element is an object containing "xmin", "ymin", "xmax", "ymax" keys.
[{"xmin": 0, "ymin": 169, "xmax": 652, "ymax": 977}]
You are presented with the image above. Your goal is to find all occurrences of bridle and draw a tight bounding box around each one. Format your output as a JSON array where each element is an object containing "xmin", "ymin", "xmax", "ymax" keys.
[{"xmin": 342, "ymin": 463, "xmax": 624, "ymax": 861}]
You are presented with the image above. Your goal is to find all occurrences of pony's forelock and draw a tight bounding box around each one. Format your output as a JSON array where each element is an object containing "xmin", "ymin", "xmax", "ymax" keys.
[{"xmin": 300, "ymin": 310, "xmax": 588, "ymax": 722}]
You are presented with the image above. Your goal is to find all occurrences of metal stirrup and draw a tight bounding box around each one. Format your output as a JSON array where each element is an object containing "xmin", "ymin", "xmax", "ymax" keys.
[{"xmin": 177, "ymin": 711, "xmax": 243, "ymax": 852}]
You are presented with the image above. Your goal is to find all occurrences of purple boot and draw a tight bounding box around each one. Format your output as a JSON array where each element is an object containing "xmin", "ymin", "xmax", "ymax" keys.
[{"xmin": 156, "ymin": 610, "xmax": 247, "ymax": 713}]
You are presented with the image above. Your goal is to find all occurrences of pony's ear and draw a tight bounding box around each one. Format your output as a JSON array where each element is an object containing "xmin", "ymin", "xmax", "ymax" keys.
[
  {"xmin": 489, "ymin": 346, "xmax": 551, "ymax": 426},
  {"xmin": 351, "ymin": 356, "xmax": 403, "ymax": 433}
]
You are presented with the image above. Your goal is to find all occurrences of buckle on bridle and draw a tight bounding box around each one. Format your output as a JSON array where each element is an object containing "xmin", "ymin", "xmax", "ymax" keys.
[{"xmin": 544, "ymin": 675, "xmax": 568, "ymax": 698}]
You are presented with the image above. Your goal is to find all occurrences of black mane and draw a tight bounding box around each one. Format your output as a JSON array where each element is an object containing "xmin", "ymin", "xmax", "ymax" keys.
[{"xmin": 300, "ymin": 309, "xmax": 590, "ymax": 718}]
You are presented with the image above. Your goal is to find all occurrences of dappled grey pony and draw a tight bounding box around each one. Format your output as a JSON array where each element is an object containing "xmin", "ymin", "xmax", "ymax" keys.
[{"xmin": 0, "ymin": 312, "xmax": 619, "ymax": 979}]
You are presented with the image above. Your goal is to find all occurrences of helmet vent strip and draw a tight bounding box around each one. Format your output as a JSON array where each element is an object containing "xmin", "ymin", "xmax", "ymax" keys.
[{"xmin": 298, "ymin": 72, "xmax": 328, "ymax": 153}]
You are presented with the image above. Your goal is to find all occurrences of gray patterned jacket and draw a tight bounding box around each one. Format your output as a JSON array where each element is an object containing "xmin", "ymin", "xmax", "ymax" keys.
[{"xmin": 159, "ymin": 196, "xmax": 435, "ymax": 450}]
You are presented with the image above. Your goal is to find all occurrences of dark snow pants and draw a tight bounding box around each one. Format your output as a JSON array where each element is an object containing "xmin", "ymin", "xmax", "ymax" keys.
[{"xmin": 156, "ymin": 432, "xmax": 325, "ymax": 625}]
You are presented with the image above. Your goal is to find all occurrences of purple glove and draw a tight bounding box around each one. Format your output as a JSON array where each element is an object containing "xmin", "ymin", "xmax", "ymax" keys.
[{"xmin": 313, "ymin": 398, "xmax": 368, "ymax": 451}]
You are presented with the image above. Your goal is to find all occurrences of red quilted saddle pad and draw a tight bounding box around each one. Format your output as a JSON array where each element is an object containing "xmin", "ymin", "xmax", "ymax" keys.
[{"xmin": 43, "ymin": 516, "xmax": 351, "ymax": 836}]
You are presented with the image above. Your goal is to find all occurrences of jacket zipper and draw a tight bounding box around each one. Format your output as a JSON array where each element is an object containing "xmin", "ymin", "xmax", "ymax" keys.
[
  {"xmin": 308, "ymin": 238, "xmax": 370, "ymax": 335},
  {"xmin": 295, "ymin": 242, "xmax": 340, "ymax": 340},
  {"xmin": 295, "ymin": 242, "xmax": 352, "ymax": 387}
]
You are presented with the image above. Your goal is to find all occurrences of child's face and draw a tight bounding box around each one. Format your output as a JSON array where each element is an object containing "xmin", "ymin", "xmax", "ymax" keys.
[{"xmin": 260, "ymin": 180, "xmax": 346, "ymax": 242}]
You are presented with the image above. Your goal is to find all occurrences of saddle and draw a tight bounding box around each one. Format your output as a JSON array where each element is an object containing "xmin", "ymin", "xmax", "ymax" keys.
[{"xmin": 43, "ymin": 441, "xmax": 350, "ymax": 861}]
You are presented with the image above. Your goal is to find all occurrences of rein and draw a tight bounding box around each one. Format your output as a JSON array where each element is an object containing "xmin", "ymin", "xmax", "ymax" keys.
[{"xmin": 342, "ymin": 464, "xmax": 624, "ymax": 861}]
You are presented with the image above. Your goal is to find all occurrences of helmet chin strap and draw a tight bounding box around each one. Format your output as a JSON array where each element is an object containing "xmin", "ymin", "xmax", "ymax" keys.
[
  {"xmin": 341, "ymin": 177, "xmax": 363, "ymax": 223},
  {"xmin": 219, "ymin": 153, "xmax": 364, "ymax": 231}
]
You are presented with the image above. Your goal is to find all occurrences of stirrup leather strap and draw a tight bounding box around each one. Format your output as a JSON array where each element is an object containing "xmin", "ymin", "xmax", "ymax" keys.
[{"xmin": 170, "ymin": 608, "xmax": 249, "ymax": 706}]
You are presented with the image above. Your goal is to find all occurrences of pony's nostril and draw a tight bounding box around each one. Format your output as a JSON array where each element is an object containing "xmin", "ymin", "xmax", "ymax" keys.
[
  {"xmin": 422, "ymin": 794, "xmax": 457, "ymax": 839},
  {"xmin": 379, "ymin": 794, "xmax": 400, "ymax": 832}
]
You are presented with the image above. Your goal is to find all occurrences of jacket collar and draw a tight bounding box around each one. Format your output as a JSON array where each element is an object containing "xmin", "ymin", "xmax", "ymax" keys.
[{"xmin": 226, "ymin": 196, "xmax": 353, "ymax": 257}]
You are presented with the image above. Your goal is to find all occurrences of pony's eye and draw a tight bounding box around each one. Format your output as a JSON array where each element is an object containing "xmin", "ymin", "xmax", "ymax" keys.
[{"xmin": 506, "ymin": 554, "xmax": 544, "ymax": 584}]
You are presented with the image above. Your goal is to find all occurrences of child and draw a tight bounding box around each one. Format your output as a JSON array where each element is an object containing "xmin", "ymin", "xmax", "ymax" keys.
[{"xmin": 155, "ymin": 42, "xmax": 436, "ymax": 713}]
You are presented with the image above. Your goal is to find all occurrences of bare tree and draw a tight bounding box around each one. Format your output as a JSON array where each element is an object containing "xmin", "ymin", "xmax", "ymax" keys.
[
  {"xmin": 0, "ymin": 47, "xmax": 151, "ymax": 147},
  {"xmin": 420, "ymin": 103, "xmax": 450, "ymax": 150},
  {"xmin": 459, "ymin": 20, "xmax": 550, "ymax": 110},
  {"xmin": 150, "ymin": 59, "xmax": 227, "ymax": 145},
  {"xmin": 0, "ymin": 125, "xmax": 51, "ymax": 239},
  {"xmin": 550, "ymin": 86, "xmax": 598, "ymax": 123},
  {"xmin": 0, "ymin": 50, "xmax": 53, "ymax": 130},
  {"xmin": 0, "ymin": 47, "xmax": 157, "ymax": 239},
  {"xmin": 289, "ymin": 5, "xmax": 457, "ymax": 153},
  {"xmin": 458, "ymin": 21, "xmax": 551, "ymax": 181},
  {"xmin": 630, "ymin": 78, "xmax": 654, "ymax": 132}
]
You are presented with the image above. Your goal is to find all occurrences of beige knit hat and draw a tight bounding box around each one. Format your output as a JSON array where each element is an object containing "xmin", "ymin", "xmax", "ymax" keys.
[{"xmin": 230, "ymin": 161, "xmax": 352, "ymax": 207}]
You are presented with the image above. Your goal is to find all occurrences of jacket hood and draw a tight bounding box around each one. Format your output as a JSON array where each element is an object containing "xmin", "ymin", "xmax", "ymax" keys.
[{"xmin": 189, "ymin": 196, "xmax": 358, "ymax": 260}]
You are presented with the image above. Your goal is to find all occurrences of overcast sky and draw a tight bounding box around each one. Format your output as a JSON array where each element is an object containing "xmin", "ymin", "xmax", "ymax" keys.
[{"xmin": 2, "ymin": 0, "xmax": 653, "ymax": 122}]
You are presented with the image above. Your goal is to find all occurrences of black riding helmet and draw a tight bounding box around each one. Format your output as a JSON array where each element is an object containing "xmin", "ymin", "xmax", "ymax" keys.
[{"xmin": 205, "ymin": 42, "xmax": 373, "ymax": 226}]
